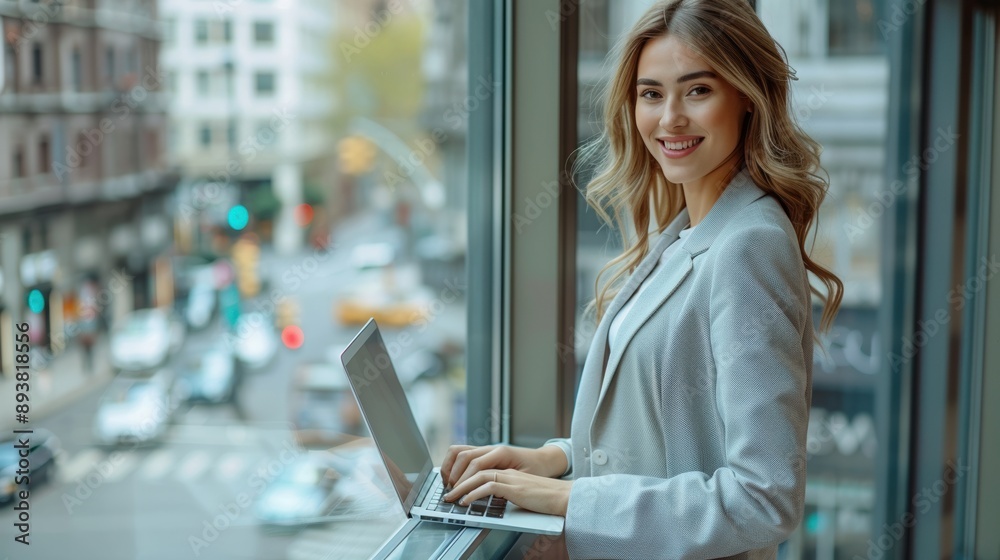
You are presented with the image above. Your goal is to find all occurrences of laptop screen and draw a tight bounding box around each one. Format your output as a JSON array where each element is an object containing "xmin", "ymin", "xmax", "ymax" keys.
[{"xmin": 341, "ymin": 319, "xmax": 434, "ymax": 513}]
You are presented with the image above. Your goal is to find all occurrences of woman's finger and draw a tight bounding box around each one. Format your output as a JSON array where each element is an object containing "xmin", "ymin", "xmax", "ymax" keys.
[
  {"xmin": 440, "ymin": 445, "xmax": 474, "ymax": 486},
  {"xmin": 445, "ymin": 468, "xmax": 516, "ymax": 503},
  {"xmin": 447, "ymin": 446, "xmax": 491, "ymax": 487},
  {"xmin": 452, "ymin": 446, "xmax": 507, "ymax": 488}
]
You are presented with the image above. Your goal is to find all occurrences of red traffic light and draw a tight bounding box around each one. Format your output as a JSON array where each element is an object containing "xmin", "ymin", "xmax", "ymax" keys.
[{"xmin": 281, "ymin": 325, "xmax": 304, "ymax": 349}]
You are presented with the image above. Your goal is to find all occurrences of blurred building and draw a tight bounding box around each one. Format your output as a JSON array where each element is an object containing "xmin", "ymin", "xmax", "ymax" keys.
[
  {"xmin": 0, "ymin": 0, "xmax": 175, "ymax": 373},
  {"xmin": 159, "ymin": 0, "xmax": 335, "ymax": 254}
]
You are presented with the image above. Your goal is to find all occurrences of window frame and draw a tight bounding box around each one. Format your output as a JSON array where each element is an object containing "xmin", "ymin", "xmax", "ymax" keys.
[{"xmin": 501, "ymin": 0, "xmax": 579, "ymax": 446}]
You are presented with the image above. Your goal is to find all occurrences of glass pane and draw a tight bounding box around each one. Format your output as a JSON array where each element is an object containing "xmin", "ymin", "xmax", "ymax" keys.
[
  {"xmin": 574, "ymin": 1, "xmax": 894, "ymax": 558},
  {"xmin": 0, "ymin": 1, "xmax": 470, "ymax": 559}
]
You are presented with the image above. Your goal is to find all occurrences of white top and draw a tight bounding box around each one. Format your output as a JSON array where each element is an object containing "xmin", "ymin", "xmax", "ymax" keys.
[{"xmin": 608, "ymin": 225, "xmax": 695, "ymax": 352}]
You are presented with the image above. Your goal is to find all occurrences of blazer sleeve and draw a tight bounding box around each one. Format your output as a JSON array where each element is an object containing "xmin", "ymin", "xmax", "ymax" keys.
[
  {"xmin": 563, "ymin": 223, "xmax": 811, "ymax": 560},
  {"xmin": 542, "ymin": 437, "xmax": 574, "ymax": 478}
]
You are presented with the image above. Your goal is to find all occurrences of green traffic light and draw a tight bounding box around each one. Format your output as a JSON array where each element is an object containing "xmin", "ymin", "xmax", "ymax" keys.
[
  {"xmin": 27, "ymin": 289, "xmax": 45, "ymax": 313},
  {"xmin": 228, "ymin": 205, "xmax": 249, "ymax": 230}
]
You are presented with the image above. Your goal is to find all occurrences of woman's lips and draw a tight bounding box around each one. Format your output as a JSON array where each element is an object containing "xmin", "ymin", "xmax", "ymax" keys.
[{"xmin": 659, "ymin": 137, "xmax": 704, "ymax": 159}]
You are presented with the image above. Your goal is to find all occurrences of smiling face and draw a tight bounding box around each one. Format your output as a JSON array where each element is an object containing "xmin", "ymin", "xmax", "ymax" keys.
[{"xmin": 635, "ymin": 34, "xmax": 749, "ymax": 187}]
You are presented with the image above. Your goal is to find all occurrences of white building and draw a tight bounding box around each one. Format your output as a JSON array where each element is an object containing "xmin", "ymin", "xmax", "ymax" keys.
[{"xmin": 159, "ymin": 0, "xmax": 336, "ymax": 254}]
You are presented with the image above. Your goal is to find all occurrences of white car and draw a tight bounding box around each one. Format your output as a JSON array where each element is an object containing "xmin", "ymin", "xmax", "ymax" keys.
[
  {"xmin": 230, "ymin": 312, "xmax": 277, "ymax": 369},
  {"xmin": 94, "ymin": 370, "xmax": 179, "ymax": 446},
  {"xmin": 184, "ymin": 282, "xmax": 217, "ymax": 330},
  {"xmin": 110, "ymin": 309, "xmax": 184, "ymax": 371}
]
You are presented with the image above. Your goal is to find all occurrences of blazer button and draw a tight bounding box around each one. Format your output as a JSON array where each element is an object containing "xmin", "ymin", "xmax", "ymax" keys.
[{"xmin": 592, "ymin": 449, "xmax": 607, "ymax": 466}]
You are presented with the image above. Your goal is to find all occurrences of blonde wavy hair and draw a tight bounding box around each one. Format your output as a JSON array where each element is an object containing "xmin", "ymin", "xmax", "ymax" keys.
[{"xmin": 577, "ymin": 0, "xmax": 843, "ymax": 334}]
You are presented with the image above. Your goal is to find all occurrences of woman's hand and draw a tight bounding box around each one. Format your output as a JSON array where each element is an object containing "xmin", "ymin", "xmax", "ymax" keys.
[
  {"xmin": 441, "ymin": 444, "xmax": 567, "ymax": 488},
  {"xmin": 443, "ymin": 469, "xmax": 573, "ymax": 517}
]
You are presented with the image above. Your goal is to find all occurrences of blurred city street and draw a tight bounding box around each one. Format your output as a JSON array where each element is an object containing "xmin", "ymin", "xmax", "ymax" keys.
[{"xmin": 0, "ymin": 211, "xmax": 466, "ymax": 559}]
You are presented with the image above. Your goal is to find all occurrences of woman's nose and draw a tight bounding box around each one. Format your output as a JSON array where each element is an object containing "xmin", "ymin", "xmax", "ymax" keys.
[{"xmin": 659, "ymin": 99, "xmax": 687, "ymax": 130}]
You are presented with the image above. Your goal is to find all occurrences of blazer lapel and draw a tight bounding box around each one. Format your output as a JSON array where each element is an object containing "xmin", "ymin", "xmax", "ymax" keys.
[
  {"xmin": 594, "ymin": 212, "xmax": 692, "ymax": 410},
  {"xmin": 588, "ymin": 167, "xmax": 769, "ymax": 421}
]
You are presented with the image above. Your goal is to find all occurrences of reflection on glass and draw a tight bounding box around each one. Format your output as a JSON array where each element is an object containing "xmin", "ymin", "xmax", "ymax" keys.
[{"xmin": 0, "ymin": 0, "xmax": 469, "ymax": 558}]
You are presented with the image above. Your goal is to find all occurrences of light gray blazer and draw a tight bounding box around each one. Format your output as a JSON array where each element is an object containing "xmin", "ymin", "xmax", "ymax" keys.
[{"xmin": 545, "ymin": 168, "xmax": 814, "ymax": 560}]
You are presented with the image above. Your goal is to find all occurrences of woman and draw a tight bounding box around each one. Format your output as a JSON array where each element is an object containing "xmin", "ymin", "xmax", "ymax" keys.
[{"xmin": 442, "ymin": 0, "xmax": 843, "ymax": 557}]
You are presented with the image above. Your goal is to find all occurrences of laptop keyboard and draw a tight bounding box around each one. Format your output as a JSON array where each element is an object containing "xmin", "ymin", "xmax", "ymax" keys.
[{"xmin": 430, "ymin": 486, "xmax": 507, "ymax": 518}]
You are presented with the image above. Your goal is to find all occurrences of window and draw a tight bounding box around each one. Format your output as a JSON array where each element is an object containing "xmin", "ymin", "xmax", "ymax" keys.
[
  {"xmin": 254, "ymin": 71, "xmax": 275, "ymax": 96},
  {"xmin": 7, "ymin": 1, "xmax": 474, "ymax": 558},
  {"xmin": 194, "ymin": 19, "xmax": 209, "ymax": 44},
  {"xmin": 71, "ymin": 48, "xmax": 82, "ymax": 91},
  {"xmin": 127, "ymin": 46, "xmax": 138, "ymax": 74},
  {"xmin": 13, "ymin": 146, "xmax": 24, "ymax": 178},
  {"xmin": 253, "ymin": 21, "xmax": 274, "ymax": 45},
  {"xmin": 105, "ymin": 47, "xmax": 115, "ymax": 83},
  {"xmin": 196, "ymin": 70, "xmax": 210, "ymax": 95},
  {"xmin": 223, "ymin": 20, "xmax": 232, "ymax": 43},
  {"xmin": 77, "ymin": 132, "xmax": 92, "ymax": 170},
  {"xmin": 199, "ymin": 123, "xmax": 212, "ymax": 147},
  {"xmin": 3, "ymin": 42, "xmax": 15, "ymax": 92},
  {"xmin": 828, "ymin": 0, "xmax": 887, "ymax": 56},
  {"xmin": 38, "ymin": 135, "xmax": 50, "ymax": 174},
  {"xmin": 32, "ymin": 43, "xmax": 43, "ymax": 85}
]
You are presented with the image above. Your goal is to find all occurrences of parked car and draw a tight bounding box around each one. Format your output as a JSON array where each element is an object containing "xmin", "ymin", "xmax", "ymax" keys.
[
  {"xmin": 177, "ymin": 344, "xmax": 238, "ymax": 404},
  {"xmin": 110, "ymin": 309, "xmax": 184, "ymax": 371},
  {"xmin": 94, "ymin": 369, "xmax": 179, "ymax": 446},
  {"xmin": 231, "ymin": 312, "xmax": 278, "ymax": 369},
  {"xmin": 0, "ymin": 429, "xmax": 60, "ymax": 505},
  {"xmin": 253, "ymin": 452, "xmax": 346, "ymax": 528}
]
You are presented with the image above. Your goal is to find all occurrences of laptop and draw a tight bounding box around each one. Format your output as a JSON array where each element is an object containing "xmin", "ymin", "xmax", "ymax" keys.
[{"xmin": 340, "ymin": 318, "xmax": 564, "ymax": 535}]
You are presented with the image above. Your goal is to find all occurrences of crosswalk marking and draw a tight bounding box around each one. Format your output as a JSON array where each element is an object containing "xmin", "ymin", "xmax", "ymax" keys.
[
  {"xmin": 176, "ymin": 451, "xmax": 212, "ymax": 481},
  {"xmin": 103, "ymin": 453, "xmax": 139, "ymax": 482},
  {"xmin": 138, "ymin": 449, "xmax": 174, "ymax": 480},
  {"xmin": 215, "ymin": 452, "xmax": 247, "ymax": 481},
  {"xmin": 59, "ymin": 449, "xmax": 104, "ymax": 483},
  {"xmin": 53, "ymin": 446, "xmax": 285, "ymax": 486}
]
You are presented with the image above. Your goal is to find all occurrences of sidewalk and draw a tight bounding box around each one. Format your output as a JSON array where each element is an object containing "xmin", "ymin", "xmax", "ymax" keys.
[{"xmin": 0, "ymin": 337, "xmax": 113, "ymax": 432}]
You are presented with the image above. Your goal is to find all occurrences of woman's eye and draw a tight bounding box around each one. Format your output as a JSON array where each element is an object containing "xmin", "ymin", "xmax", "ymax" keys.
[
  {"xmin": 688, "ymin": 86, "xmax": 711, "ymax": 96},
  {"xmin": 640, "ymin": 89, "xmax": 661, "ymax": 100}
]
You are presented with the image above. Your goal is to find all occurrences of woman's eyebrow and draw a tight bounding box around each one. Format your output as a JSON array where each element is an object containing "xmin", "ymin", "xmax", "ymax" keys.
[{"xmin": 635, "ymin": 70, "xmax": 718, "ymax": 87}]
